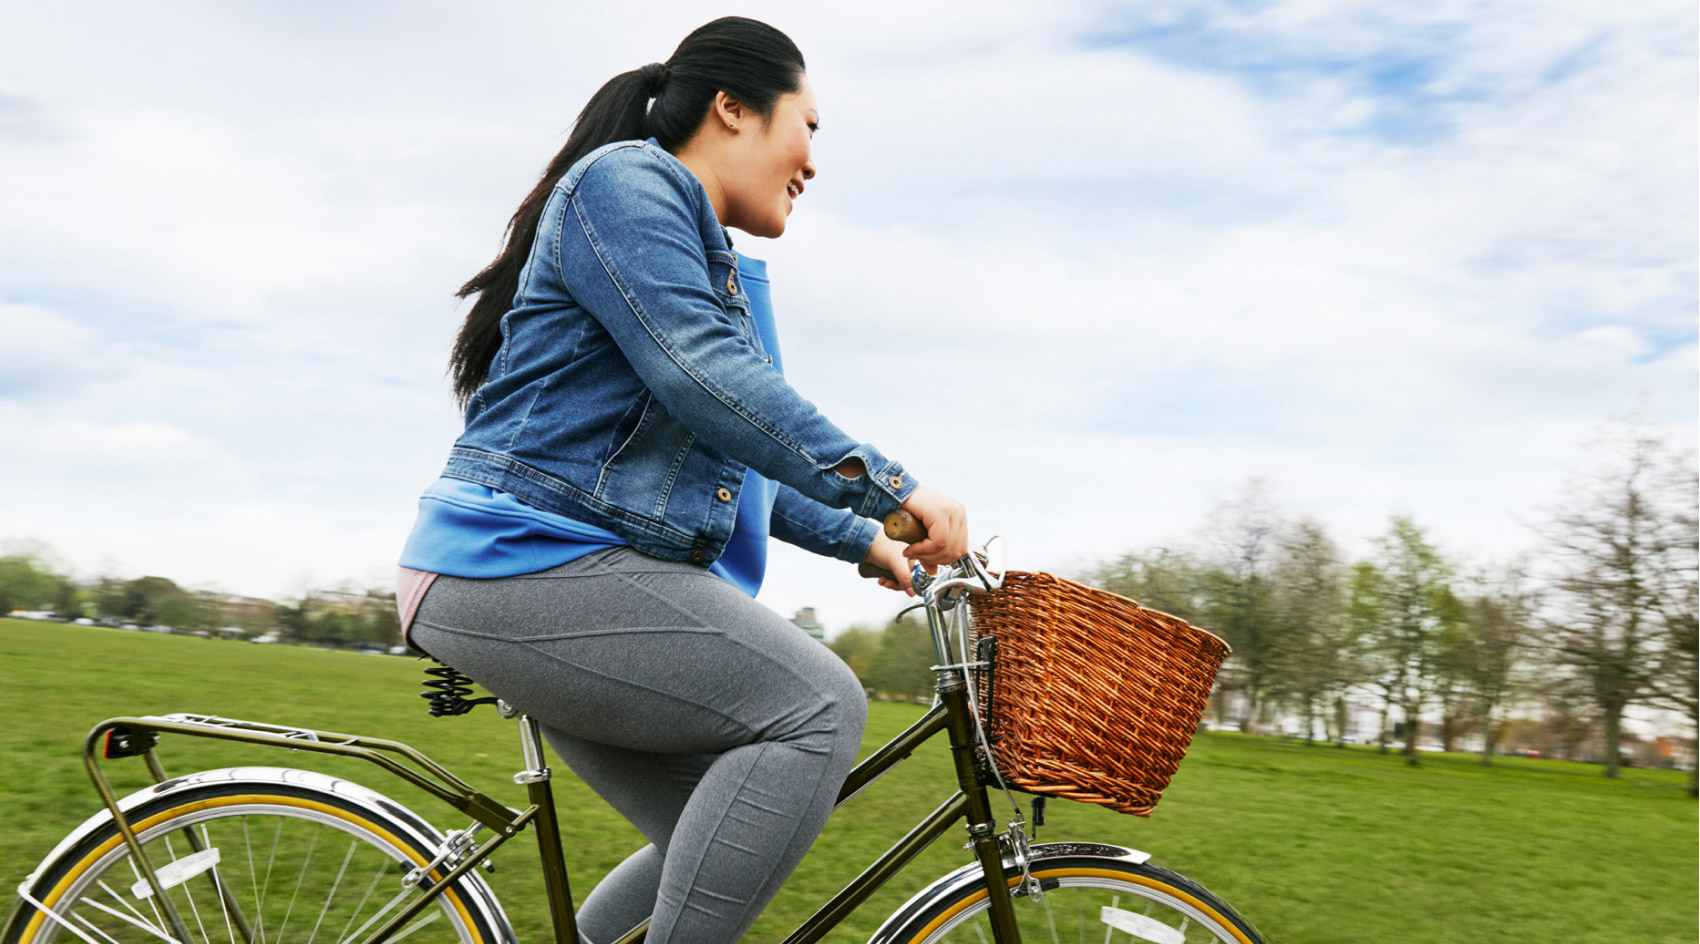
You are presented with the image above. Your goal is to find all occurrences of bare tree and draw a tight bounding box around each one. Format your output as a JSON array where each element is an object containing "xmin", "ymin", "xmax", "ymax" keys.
[
  {"xmin": 1651, "ymin": 575, "xmax": 1697, "ymax": 794},
  {"xmin": 1269, "ymin": 519, "xmax": 1349, "ymax": 745},
  {"xmin": 1430, "ymin": 589, "xmax": 1472, "ymax": 752},
  {"xmin": 1541, "ymin": 420, "xmax": 1694, "ymax": 778},
  {"xmin": 1345, "ymin": 562, "xmax": 1396, "ymax": 752},
  {"xmin": 1459, "ymin": 566, "xmax": 1540, "ymax": 765},
  {"xmin": 1372, "ymin": 516, "xmax": 1453, "ymax": 767},
  {"xmin": 1202, "ymin": 479, "xmax": 1287, "ymax": 733},
  {"xmin": 1638, "ymin": 462, "xmax": 1697, "ymax": 793},
  {"xmin": 1085, "ymin": 547, "xmax": 1207, "ymax": 625}
]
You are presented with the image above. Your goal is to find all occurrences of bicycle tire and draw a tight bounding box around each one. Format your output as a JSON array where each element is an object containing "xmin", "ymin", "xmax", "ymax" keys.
[
  {"xmin": 5, "ymin": 767, "xmax": 512, "ymax": 944},
  {"xmin": 872, "ymin": 843, "xmax": 1264, "ymax": 944}
]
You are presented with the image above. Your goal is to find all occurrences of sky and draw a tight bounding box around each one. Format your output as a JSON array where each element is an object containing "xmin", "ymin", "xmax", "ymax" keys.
[{"xmin": 1, "ymin": 0, "xmax": 1694, "ymax": 634}]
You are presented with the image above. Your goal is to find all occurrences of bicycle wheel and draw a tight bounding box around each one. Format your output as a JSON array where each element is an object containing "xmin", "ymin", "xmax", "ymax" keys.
[
  {"xmin": 6, "ymin": 768, "xmax": 510, "ymax": 944},
  {"xmin": 875, "ymin": 844, "xmax": 1263, "ymax": 944}
]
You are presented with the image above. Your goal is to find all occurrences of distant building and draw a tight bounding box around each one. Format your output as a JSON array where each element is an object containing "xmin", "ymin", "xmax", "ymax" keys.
[
  {"xmin": 195, "ymin": 592, "xmax": 278, "ymax": 634},
  {"xmin": 312, "ymin": 588, "xmax": 389, "ymax": 612},
  {"xmin": 790, "ymin": 607, "xmax": 826, "ymax": 643}
]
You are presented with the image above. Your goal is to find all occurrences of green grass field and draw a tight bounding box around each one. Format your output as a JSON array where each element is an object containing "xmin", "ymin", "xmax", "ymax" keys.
[{"xmin": 2, "ymin": 619, "xmax": 1694, "ymax": 943}]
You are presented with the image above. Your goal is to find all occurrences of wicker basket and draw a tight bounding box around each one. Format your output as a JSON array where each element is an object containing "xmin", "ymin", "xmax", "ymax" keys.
[{"xmin": 967, "ymin": 570, "xmax": 1229, "ymax": 816}]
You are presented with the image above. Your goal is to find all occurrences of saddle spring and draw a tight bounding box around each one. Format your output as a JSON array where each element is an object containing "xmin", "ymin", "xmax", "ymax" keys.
[{"xmin": 421, "ymin": 661, "xmax": 499, "ymax": 717}]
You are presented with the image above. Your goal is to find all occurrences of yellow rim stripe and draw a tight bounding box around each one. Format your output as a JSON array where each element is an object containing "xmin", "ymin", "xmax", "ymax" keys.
[
  {"xmin": 906, "ymin": 865, "xmax": 1255, "ymax": 944},
  {"xmin": 19, "ymin": 794, "xmax": 482, "ymax": 944}
]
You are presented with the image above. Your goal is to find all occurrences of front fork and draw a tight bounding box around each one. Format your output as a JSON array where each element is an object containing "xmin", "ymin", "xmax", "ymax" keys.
[
  {"xmin": 937, "ymin": 677, "xmax": 1024, "ymax": 941},
  {"xmin": 913, "ymin": 561, "xmax": 1025, "ymax": 943}
]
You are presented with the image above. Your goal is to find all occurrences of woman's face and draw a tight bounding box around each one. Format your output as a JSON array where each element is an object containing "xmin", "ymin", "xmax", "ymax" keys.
[{"xmin": 720, "ymin": 75, "xmax": 818, "ymax": 239}]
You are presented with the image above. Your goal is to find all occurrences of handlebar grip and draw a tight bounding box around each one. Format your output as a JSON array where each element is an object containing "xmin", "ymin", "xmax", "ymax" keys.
[
  {"xmin": 859, "ymin": 509, "xmax": 929, "ymax": 581},
  {"xmin": 883, "ymin": 509, "xmax": 927, "ymax": 543}
]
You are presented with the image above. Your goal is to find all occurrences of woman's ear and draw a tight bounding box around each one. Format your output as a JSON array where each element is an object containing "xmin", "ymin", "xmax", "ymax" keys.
[{"xmin": 713, "ymin": 90, "xmax": 749, "ymax": 132}]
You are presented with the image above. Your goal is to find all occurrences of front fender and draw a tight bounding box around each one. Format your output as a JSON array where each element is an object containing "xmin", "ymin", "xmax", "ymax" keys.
[{"xmin": 867, "ymin": 842, "xmax": 1152, "ymax": 944}]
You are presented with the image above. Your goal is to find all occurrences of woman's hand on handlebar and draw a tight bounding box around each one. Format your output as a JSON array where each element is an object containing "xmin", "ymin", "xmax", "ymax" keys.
[
  {"xmin": 863, "ymin": 532, "xmax": 915, "ymax": 596},
  {"xmin": 899, "ymin": 486, "xmax": 968, "ymax": 570}
]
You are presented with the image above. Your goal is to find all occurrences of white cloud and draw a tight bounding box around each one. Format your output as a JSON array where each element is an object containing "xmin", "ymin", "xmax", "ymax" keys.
[
  {"xmin": 0, "ymin": 302, "xmax": 98, "ymax": 395},
  {"xmin": 0, "ymin": 405, "xmax": 243, "ymax": 480}
]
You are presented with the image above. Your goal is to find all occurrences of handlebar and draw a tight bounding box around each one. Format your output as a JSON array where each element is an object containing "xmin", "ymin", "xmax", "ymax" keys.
[{"xmin": 855, "ymin": 509, "xmax": 927, "ymax": 581}]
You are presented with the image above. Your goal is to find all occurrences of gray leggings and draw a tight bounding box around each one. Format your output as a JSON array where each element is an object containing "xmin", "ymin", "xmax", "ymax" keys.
[{"xmin": 409, "ymin": 548, "xmax": 867, "ymax": 944}]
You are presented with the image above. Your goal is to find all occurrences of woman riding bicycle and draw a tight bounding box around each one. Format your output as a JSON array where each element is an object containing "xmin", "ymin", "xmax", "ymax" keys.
[{"xmin": 396, "ymin": 16, "xmax": 968, "ymax": 944}]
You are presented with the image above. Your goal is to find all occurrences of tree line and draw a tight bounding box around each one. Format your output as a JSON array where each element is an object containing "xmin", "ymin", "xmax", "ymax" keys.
[
  {"xmin": 0, "ymin": 552, "xmax": 402, "ymax": 651},
  {"xmin": 6, "ymin": 420, "xmax": 1693, "ymax": 787},
  {"xmin": 832, "ymin": 420, "xmax": 1696, "ymax": 790},
  {"xmin": 828, "ymin": 615, "xmax": 938, "ymax": 704}
]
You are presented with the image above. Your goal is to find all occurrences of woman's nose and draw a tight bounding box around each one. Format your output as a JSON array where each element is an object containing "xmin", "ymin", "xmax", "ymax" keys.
[{"xmin": 801, "ymin": 157, "xmax": 815, "ymax": 181}]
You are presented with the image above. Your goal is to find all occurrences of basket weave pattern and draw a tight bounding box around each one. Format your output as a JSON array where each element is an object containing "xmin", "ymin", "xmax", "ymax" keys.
[{"xmin": 969, "ymin": 571, "xmax": 1229, "ymax": 816}]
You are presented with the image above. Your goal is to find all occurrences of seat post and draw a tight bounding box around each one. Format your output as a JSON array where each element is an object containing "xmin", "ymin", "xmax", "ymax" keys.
[{"xmin": 511, "ymin": 712, "xmax": 580, "ymax": 943}]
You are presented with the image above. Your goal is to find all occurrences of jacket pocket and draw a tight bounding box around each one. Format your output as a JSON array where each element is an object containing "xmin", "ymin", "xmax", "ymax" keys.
[
  {"xmin": 600, "ymin": 393, "xmax": 654, "ymax": 470},
  {"xmin": 598, "ymin": 395, "xmax": 696, "ymax": 518}
]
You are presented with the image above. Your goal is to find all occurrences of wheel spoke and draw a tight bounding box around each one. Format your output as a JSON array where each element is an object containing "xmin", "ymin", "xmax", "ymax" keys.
[
  {"xmin": 340, "ymin": 887, "xmax": 416, "ymax": 944},
  {"xmin": 96, "ymin": 880, "xmax": 155, "ymax": 929},
  {"xmin": 305, "ymin": 840, "xmax": 359, "ymax": 944},
  {"xmin": 241, "ymin": 818, "xmax": 266, "ymax": 944},
  {"xmin": 259, "ymin": 818, "xmax": 284, "ymax": 919},
  {"xmin": 72, "ymin": 895, "xmax": 184, "ymax": 944},
  {"xmin": 335, "ymin": 860, "xmax": 392, "ymax": 944},
  {"xmin": 126, "ymin": 859, "xmax": 170, "ymax": 942},
  {"xmin": 1042, "ymin": 892, "xmax": 1059, "ymax": 944},
  {"xmin": 200, "ymin": 826, "xmax": 238, "ymax": 944},
  {"xmin": 1076, "ymin": 886, "xmax": 1084, "ymax": 944},
  {"xmin": 160, "ymin": 837, "xmax": 212, "ymax": 944},
  {"xmin": 274, "ymin": 823, "xmax": 322, "ymax": 943},
  {"xmin": 384, "ymin": 912, "xmax": 442, "ymax": 944},
  {"xmin": 73, "ymin": 911, "xmax": 136, "ymax": 944}
]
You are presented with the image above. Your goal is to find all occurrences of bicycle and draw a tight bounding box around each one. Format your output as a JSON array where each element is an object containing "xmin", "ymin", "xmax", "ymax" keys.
[{"xmin": 6, "ymin": 518, "xmax": 1265, "ymax": 944}]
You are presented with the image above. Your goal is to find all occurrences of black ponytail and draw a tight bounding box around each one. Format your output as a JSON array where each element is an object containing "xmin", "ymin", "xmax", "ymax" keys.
[{"xmin": 449, "ymin": 16, "xmax": 807, "ymax": 406}]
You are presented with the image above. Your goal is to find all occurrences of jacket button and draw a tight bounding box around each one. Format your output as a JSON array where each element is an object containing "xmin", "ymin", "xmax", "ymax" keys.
[
  {"xmin": 690, "ymin": 550, "xmax": 707, "ymax": 564},
  {"xmin": 716, "ymin": 487, "xmax": 732, "ymax": 502},
  {"xmin": 726, "ymin": 276, "xmax": 738, "ymax": 295},
  {"xmin": 888, "ymin": 475, "xmax": 904, "ymax": 489}
]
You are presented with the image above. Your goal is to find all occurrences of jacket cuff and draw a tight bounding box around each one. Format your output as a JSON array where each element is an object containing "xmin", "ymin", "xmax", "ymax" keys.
[
  {"xmin": 839, "ymin": 449, "xmax": 919, "ymax": 521},
  {"xmin": 839, "ymin": 515, "xmax": 881, "ymax": 566}
]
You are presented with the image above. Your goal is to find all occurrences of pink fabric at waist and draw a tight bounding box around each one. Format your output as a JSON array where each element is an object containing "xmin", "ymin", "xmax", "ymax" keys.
[{"xmin": 396, "ymin": 567, "xmax": 440, "ymax": 648}]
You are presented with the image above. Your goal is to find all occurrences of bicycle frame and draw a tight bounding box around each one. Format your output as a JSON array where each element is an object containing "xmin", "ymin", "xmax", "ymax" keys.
[{"xmin": 71, "ymin": 560, "xmax": 1023, "ymax": 944}]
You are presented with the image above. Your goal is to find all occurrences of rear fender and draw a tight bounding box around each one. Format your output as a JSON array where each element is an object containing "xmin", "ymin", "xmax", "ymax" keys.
[{"xmin": 10, "ymin": 767, "xmax": 516, "ymax": 944}]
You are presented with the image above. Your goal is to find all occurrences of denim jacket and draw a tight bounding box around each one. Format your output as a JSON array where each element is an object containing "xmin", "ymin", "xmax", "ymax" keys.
[{"xmin": 442, "ymin": 139, "xmax": 917, "ymax": 568}]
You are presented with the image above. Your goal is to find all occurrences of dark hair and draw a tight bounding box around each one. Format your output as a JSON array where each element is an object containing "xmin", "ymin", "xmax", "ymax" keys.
[{"xmin": 448, "ymin": 16, "xmax": 807, "ymax": 405}]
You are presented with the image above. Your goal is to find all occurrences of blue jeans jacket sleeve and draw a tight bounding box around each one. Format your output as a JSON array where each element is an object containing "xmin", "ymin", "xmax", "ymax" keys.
[
  {"xmin": 770, "ymin": 483, "xmax": 880, "ymax": 564},
  {"xmin": 556, "ymin": 146, "xmax": 917, "ymax": 521}
]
